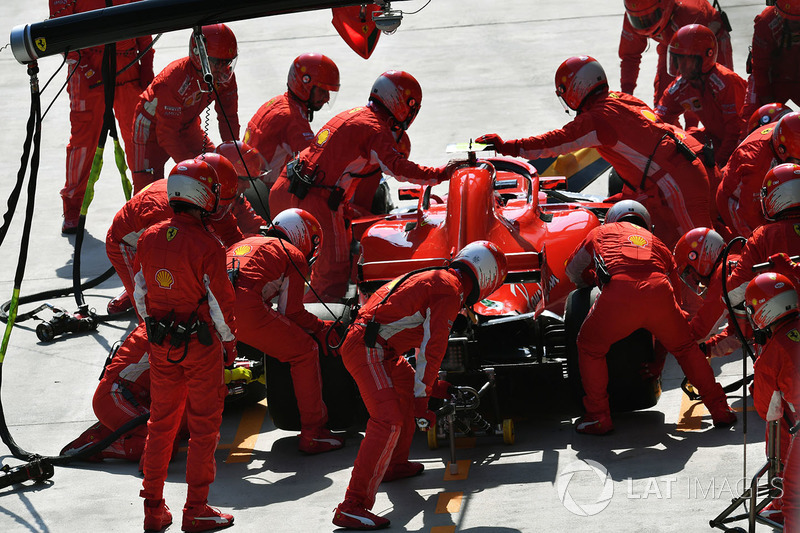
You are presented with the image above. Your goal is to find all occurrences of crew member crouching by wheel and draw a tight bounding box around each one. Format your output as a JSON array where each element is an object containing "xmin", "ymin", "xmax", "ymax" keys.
[
  {"xmin": 226, "ymin": 208, "xmax": 344, "ymax": 454},
  {"xmin": 332, "ymin": 241, "xmax": 507, "ymax": 530},
  {"xmin": 565, "ymin": 200, "xmax": 736, "ymax": 435}
]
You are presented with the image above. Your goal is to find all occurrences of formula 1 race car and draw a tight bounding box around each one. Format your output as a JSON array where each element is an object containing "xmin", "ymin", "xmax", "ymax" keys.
[{"xmin": 264, "ymin": 149, "xmax": 660, "ymax": 432}]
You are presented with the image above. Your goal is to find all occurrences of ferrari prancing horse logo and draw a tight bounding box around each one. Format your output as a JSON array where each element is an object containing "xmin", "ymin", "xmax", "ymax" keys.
[
  {"xmin": 788, "ymin": 329, "xmax": 800, "ymax": 343},
  {"xmin": 166, "ymin": 227, "xmax": 178, "ymax": 241}
]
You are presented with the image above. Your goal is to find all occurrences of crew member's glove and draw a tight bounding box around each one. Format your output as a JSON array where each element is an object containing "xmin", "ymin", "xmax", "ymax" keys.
[
  {"xmin": 769, "ymin": 252, "xmax": 793, "ymax": 267},
  {"xmin": 475, "ymin": 133, "xmax": 506, "ymax": 153},
  {"xmin": 414, "ymin": 396, "xmax": 436, "ymax": 431},
  {"xmin": 430, "ymin": 379, "xmax": 453, "ymax": 399},
  {"xmin": 224, "ymin": 366, "xmax": 253, "ymax": 385},
  {"xmin": 222, "ymin": 340, "xmax": 238, "ymax": 366}
]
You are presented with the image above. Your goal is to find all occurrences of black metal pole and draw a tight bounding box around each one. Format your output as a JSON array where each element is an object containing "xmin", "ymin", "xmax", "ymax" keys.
[{"xmin": 11, "ymin": 0, "xmax": 378, "ymax": 64}]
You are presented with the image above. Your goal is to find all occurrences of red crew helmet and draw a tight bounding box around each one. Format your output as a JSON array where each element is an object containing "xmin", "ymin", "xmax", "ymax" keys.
[
  {"xmin": 189, "ymin": 24, "xmax": 237, "ymax": 84},
  {"xmin": 624, "ymin": 0, "xmax": 676, "ymax": 37},
  {"xmin": 554, "ymin": 56, "xmax": 608, "ymax": 112},
  {"xmin": 667, "ymin": 24, "xmax": 717, "ymax": 77},
  {"xmin": 288, "ymin": 53, "xmax": 340, "ymax": 102},
  {"xmin": 673, "ymin": 227, "xmax": 726, "ymax": 295},
  {"xmin": 760, "ymin": 163, "xmax": 800, "ymax": 220},
  {"xmin": 370, "ymin": 70, "xmax": 422, "ymax": 130},
  {"xmin": 744, "ymin": 272, "xmax": 799, "ymax": 330},
  {"xmin": 747, "ymin": 103, "xmax": 792, "ymax": 135}
]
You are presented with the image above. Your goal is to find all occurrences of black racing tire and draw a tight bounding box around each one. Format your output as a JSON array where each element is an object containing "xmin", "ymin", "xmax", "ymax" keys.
[
  {"xmin": 607, "ymin": 168, "xmax": 624, "ymax": 197},
  {"xmin": 243, "ymin": 178, "xmax": 271, "ymax": 221},
  {"xmin": 564, "ymin": 287, "xmax": 660, "ymax": 413},
  {"xmin": 264, "ymin": 348, "xmax": 367, "ymax": 431}
]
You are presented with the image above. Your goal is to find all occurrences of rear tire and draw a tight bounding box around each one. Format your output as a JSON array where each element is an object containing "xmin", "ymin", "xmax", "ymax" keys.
[{"xmin": 564, "ymin": 287, "xmax": 660, "ymax": 413}]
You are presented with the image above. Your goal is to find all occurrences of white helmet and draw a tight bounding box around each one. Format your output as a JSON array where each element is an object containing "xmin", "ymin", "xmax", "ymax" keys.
[
  {"xmin": 451, "ymin": 240, "xmax": 508, "ymax": 305},
  {"xmin": 268, "ymin": 208, "xmax": 323, "ymax": 264},
  {"xmin": 605, "ymin": 200, "xmax": 652, "ymax": 228}
]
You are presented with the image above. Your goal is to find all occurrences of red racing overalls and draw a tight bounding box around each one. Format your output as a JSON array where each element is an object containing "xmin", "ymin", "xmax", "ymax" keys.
[
  {"xmin": 134, "ymin": 213, "xmax": 236, "ymax": 507},
  {"xmin": 341, "ymin": 268, "xmax": 467, "ymax": 509},
  {"xmin": 128, "ymin": 57, "xmax": 239, "ymax": 192},
  {"xmin": 269, "ymin": 103, "xmax": 447, "ymax": 302},
  {"xmin": 565, "ymin": 222, "xmax": 729, "ymax": 419}
]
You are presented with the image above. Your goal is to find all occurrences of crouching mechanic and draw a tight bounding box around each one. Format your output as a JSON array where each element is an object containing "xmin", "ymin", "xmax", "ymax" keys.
[
  {"xmin": 747, "ymin": 273, "xmax": 800, "ymax": 532},
  {"xmin": 565, "ymin": 201, "xmax": 736, "ymax": 435},
  {"xmin": 134, "ymin": 159, "xmax": 237, "ymax": 532},
  {"xmin": 673, "ymin": 227, "xmax": 742, "ymax": 358},
  {"xmin": 227, "ymin": 208, "xmax": 344, "ymax": 453},
  {"xmin": 332, "ymin": 241, "xmax": 507, "ymax": 530}
]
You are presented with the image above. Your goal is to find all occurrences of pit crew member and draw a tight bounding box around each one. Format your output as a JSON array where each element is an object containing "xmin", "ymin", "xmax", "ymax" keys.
[
  {"xmin": 655, "ymin": 24, "xmax": 746, "ymax": 169},
  {"xmin": 128, "ymin": 24, "xmax": 239, "ymax": 193},
  {"xmin": 478, "ymin": 55, "xmax": 713, "ymax": 250},
  {"xmin": 134, "ymin": 159, "xmax": 237, "ymax": 532},
  {"xmin": 226, "ymin": 208, "xmax": 343, "ymax": 453},
  {"xmin": 49, "ymin": 0, "xmax": 154, "ymax": 234},
  {"xmin": 718, "ymin": 112, "xmax": 800, "ymax": 237},
  {"xmin": 748, "ymin": 273, "xmax": 800, "ymax": 532},
  {"xmin": 270, "ymin": 70, "xmax": 460, "ymax": 302},
  {"xmin": 620, "ymin": 0, "xmax": 732, "ymax": 108},
  {"xmin": 244, "ymin": 53, "xmax": 340, "ymax": 184},
  {"xmin": 215, "ymin": 140, "xmax": 268, "ymax": 234},
  {"xmin": 332, "ymin": 240, "xmax": 507, "ymax": 530},
  {"xmin": 565, "ymin": 200, "xmax": 736, "ymax": 435}
]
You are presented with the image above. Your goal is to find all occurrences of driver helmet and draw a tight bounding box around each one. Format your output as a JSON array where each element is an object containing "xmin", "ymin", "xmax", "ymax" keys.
[
  {"xmin": 554, "ymin": 56, "xmax": 608, "ymax": 112},
  {"xmin": 666, "ymin": 24, "xmax": 717, "ymax": 78},
  {"xmin": 267, "ymin": 208, "xmax": 323, "ymax": 265},
  {"xmin": 167, "ymin": 159, "xmax": 219, "ymax": 216},
  {"xmin": 625, "ymin": 0, "xmax": 676, "ymax": 37},
  {"xmin": 288, "ymin": 53, "xmax": 340, "ymax": 110},
  {"xmin": 673, "ymin": 227, "xmax": 725, "ymax": 295},
  {"xmin": 451, "ymin": 240, "xmax": 508, "ymax": 306},
  {"xmin": 747, "ymin": 103, "xmax": 793, "ymax": 135},
  {"xmin": 760, "ymin": 163, "xmax": 800, "ymax": 220},
  {"xmin": 605, "ymin": 200, "xmax": 652, "ymax": 229},
  {"xmin": 744, "ymin": 272, "xmax": 799, "ymax": 331},
  {"xmin": 771, "ymin": 112, "xmax": 800, "ymax": 163},
  {"xmin": 369, "ymin": 70, "xmax": 422, "ymax": 130},
  {"xmin": 189, "ymin": 24, "xmax": 238, "ymax": 84}
]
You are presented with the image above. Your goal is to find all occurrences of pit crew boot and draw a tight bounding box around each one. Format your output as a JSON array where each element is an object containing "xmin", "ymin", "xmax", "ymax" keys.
[
  {"xmin": 706, "ymin": 397, "xmax": 737, "ymax": 428},
  {"xmin": 59, "ymin": 421, "xmax": 111, "ymax": 461},
  {"xmin": 181, "ymin": 504, "xmax": 234, "ymax": 532},
  {"xmin": 61, "ymin": 200, "xmax": 80, "ymax": 235},
  {"xmin": 143, "ymin": 498, "xmax": 172, "ymax": 532},
  {"xmin": 298, "ymin": 427, "xmax": 344, "ymax": 454},
  {"xmin": 758, "ymin": 498, "xmax": 784, "ymax": 525},
  {"xmin": 332, "ymin": 500, "xmax": 390, "ymax": 530},
  {"xmin": 107, "ymin": 289, "xmax": 133, "ymax": 315},
  {"xmin": 382, "ymin": 461, "xmax": 424, "ymax": 482},
  {"xmin": 575, "ymin": 414, "xmax": 614, "ymax": 435}
]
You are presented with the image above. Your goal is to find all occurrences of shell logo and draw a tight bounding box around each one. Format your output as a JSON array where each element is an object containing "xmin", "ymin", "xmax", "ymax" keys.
[
  {"xmin": 627, "ymin": 234, "xmax": 648, "ymax": 247},
  {"xmin": 232, "ymin": 244, "xmax": 252, "ymax": 256},
  {"xmin": 316, "ymin": 129, "xmax": 331, "ymax": 146},
  {"xmin": 155, "ymin": 269, "xmax": 174, "ymax": 289},
  {"xmin": 640, "ymin": 109, "xmax": 657, "ymax": 122}
]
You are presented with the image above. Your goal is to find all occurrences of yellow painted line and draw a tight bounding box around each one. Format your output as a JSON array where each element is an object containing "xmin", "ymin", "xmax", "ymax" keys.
[
  {"xmin": 431, "ymin": 527, "xmax": 456, "ymax": 533},
  {"xmin": 733, "ymin": 406, "xmax": 756, "ymax": 413},
  {"xmin": 443, "ymin": 460, "xmax": 471, "ymax": 481},
  {"xmin": 225, "ymin": 398, "xmax": 268, "ymax": 463},
  {"xmin": 676, "ymin": 394, "xmax": 707, "ymax": 432},
  {"xmin": 435, "ymin": 492, "xmax": 463, "ymax": 514}
]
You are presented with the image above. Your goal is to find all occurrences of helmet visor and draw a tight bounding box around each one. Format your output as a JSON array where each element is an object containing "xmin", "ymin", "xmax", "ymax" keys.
[
  {"xmin": 626, "ymin": 8, "xmax": 664, "ymax": 35},
  {"xmin": 667, "ymin": 52, "xmax": 702, "ymax": 79},
  {"xmin": 678, "ymin": 265, "xmax": 708, "ymax": 295},
  {"xmin": 210, "ymin": 56, "xmax": 237, "ymax": 85}
]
